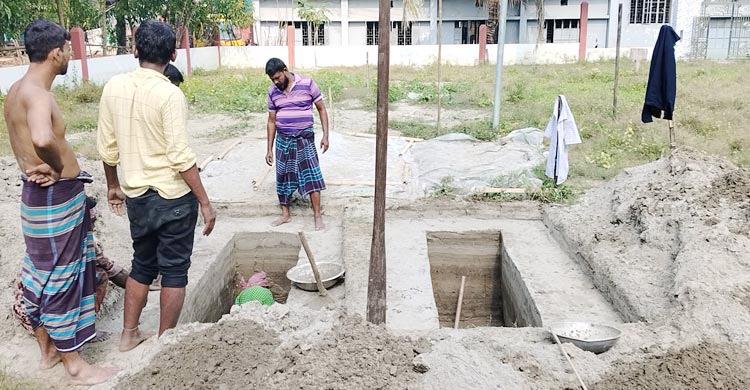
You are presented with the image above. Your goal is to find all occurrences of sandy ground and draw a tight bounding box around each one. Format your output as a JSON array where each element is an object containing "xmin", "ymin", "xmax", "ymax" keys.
[{"xmin": 0, "ymin": 105, "xmax": 749, "ymax": 389}]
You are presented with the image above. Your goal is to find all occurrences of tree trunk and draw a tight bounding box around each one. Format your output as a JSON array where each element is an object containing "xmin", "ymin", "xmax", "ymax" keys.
[
  {"xmin": 536, "ymin": 0, "xmax": 545, "ymax": 43},
  {"xmin": 56, "ymin": 0, "xmax": 66, "ymax": 28},
  {"xmin": 115, "ymin": 14, "xmax": 127, "ymax": 54},
  {"xmin": 486, "ymin": 0, "xmax": 498, "ymax": 44},
  {"xmin": 100, "ymin": 0, "xmax": 108, "ymax": 55}
]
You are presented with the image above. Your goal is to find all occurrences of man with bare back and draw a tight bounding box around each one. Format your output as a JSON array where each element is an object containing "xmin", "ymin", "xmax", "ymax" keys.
[{"xmin": 2, "ymin": 19, "xmax": 117, "ymax": 385}]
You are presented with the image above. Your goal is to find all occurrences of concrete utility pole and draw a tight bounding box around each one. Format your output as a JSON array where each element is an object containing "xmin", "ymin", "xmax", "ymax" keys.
[
  {"xmin": 492, "ymin": 0, "xmax": 508, "ymax": 129},
  {"xmin": 367, "ymin": 0, "xmax": 391, "ymax": 325}
]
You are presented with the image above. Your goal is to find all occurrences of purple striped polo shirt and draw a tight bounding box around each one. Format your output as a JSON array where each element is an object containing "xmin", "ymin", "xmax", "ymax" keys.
[{"xmin": 267, "ymin": 73, "xmax": 323, "ymax": 136}]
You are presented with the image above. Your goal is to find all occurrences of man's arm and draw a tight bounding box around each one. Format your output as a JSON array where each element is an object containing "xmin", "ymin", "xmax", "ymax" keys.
[
  {"xmin": 102, "ymin": 162, "xmax": 126, "ymax": 216},
  {"xmin": 163, "ymin": 91, "xmax": 215, "ymax": 235},
  {"xmin": 314, "ymin": 100, "xmax": 330, "ymax": 153},
  {"xmin": 26, "ymin": 94, "xmax": 64, "ymax": 173},
  {"xmin": 180, "ymin": 165, "xmax": 215, "ymax": 236},
  {"xmin": 266, "ymin": 112, "xmax": 277, "ymax": 166}
]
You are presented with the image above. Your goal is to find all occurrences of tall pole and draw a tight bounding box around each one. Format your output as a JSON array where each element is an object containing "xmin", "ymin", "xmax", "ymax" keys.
[
  {"xmin": 367, "ymin": 0, "xmax": 391, "ymax": 325},
  {"xmin": 436, "ymin": 0, "xmax": 443, "ymax": 132},
  {"xmin": 492, "ymin": 0, "xmax": 508, "ymax": 129},
  {"xmin": 613, "ymin": 3, "xmax": 623, "ymax": 117}
]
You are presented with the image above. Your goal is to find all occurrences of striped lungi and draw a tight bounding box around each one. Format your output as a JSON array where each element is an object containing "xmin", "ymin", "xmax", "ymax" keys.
[
  {"xmin": 275, "ymin": 128, "xmax": 326, "ymax": 205},
  {"xmin": 19, "ymin": 179, "xmax": 97, "ymax": 352}
]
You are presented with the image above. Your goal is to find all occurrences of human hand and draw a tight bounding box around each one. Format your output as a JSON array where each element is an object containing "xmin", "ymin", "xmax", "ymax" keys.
[
  {"xmin": 25, "ymin": 163, "xmax": 60, "ymax": 187},
  {"xmin": 107, "ymin": 187, "xmax": 126, "ymax": 216},
  {"xmin": 265, "ymin": 151, "xmax": 274, "ymax": 166},
  {"xmin": 320, "ymin": 135, "xmax": 329, "ymax": 154},
  {"xmin": 200, "ymin": 202, "xmax": 216, "ymax": 236}
]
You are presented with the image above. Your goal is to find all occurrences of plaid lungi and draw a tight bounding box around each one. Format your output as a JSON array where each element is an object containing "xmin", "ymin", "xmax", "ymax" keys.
[
  {"xmin": 275, "ymin": 128, "xmax": 326, "ymax": 205},
  {"xmin": 19, "ymin": 179, "xmax": 97, "ymax": 352}
]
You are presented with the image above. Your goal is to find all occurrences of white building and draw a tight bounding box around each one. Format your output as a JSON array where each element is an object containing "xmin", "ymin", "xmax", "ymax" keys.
[{"xmin": 252, "ymin": 1, "xmax": 749, "ymax": 59}]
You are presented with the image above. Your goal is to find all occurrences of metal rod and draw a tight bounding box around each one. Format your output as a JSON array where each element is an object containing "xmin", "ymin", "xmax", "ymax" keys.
[
  {"xmin": 492, "ymin": 0, "xmax": 508, "ymax": 129},
  {"xmin": 613, "ymin": 3, "xmax": 623, "ymax": 118},
  {"xmin": 436, "ymin": 0, "xmax": 443, "ymax": 133}
]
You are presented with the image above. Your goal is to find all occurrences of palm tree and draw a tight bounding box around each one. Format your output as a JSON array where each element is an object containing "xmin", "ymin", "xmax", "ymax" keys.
[{"xmin": 478, "ymin": 0, "xmax": 545, "ymax": 44}]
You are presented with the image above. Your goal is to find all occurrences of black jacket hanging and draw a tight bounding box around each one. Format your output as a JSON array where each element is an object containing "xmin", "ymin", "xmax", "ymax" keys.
[{"xmin": 642, "ymin": 25, "xmax": 681, "ymax": 123}]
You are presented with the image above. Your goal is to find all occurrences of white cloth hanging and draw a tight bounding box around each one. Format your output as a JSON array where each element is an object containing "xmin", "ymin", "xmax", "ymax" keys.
[{"xmin": 544, "ymin": 95, "xmax": 581, "ymax": 185}]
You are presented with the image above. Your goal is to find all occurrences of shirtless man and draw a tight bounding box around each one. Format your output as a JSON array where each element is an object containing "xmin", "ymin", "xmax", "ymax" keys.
[{"xmin": 3, "ymin": 20, "xmax": 117, "ymax": 385}]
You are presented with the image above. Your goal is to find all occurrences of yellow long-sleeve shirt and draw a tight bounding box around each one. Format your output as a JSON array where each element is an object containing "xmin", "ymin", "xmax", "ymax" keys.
[{"xmin": 97, "ymin": 67, "xmax": 196, "ymax": 199}]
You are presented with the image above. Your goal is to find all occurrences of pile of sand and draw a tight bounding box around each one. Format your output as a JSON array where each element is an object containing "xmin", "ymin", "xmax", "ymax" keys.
[
  {"xmin": 121, "ymin": 315, "xmax": 427, "ymax": 390},
  {"xmin": 546, "ymin": 149, "xmax": 750, "ymax": 339},
  {"xmin": 594, "ymin": 343, "xmax": 750, "ymax": 390}
]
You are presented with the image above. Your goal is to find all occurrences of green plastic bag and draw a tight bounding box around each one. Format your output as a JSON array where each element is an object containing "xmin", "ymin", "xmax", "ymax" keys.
[{"xmin": 235, "ymin": 286, "xmax": 274, "ymax": 306}]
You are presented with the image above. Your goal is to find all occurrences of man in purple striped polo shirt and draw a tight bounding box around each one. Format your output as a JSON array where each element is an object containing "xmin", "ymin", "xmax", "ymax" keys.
[{"xmin": 265, "ymin": 58, "xmax": 330, "ymax": 230}]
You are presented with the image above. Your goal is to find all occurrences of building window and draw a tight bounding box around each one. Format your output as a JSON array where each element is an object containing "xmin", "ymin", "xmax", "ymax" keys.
[
  {"xmin": 630, "ymin": 0, "xmax": 672, "ymax": 24},
  {"xmin": 367, "ymin": 22, "xmax": 379, "ymax": 45},
  {"xmin": 544, "ymin": 19, "xmax": 579, "ymax": 43},
  {"xmin": 392, "ymin": 21, "xmax": 412, "ymax": 45},
  {"xmin": 454, "ymin": 20, "xmax": 485, "ymax": 44},
  {"xmin": 294, "ymin": 22, "xmax": 325, "ymax": 46},
  {"xmin": 561, "ymin": 0, "xmax": 568, "ymax": 5}
]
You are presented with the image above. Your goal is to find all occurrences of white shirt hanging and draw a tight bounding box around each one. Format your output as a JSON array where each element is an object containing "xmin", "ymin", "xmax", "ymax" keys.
[{"xmin": 544, "ymin": 95, "xmax": 581, "ymax": 185}]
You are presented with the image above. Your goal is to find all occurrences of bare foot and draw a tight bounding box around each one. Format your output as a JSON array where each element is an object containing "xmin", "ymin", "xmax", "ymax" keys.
[
  {"xmin": 118, "ymin": 328, "xmax": 154, "ymax": 352},
  {"xmin": 40, "ymin": 351, "xmax": 61, "ymax": 370},
  {"xmin": 68, "ymin": 364, "xmax": 120, "ymax": 386},
  {"xmin": 271, "ymin": 215, "xmax": 292, "ymax": 227},
  {"xmin": 314, "ymin": 215, "xmax": 325, "ymax": 231}
]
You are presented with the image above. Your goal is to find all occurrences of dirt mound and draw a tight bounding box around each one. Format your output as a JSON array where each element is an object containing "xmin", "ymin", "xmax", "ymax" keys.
[
  {"xmin": 546, "ymin": 149, "xmax": 750, "ymax": 337},
  {"xmin": 121, "ymin": 316, "xmax": 427, "ymax": 390},
  {"xmin": 120, "ymin": 320, "xmax": 281, "ymax": 389},
  {"xmin": 594, "ymin": 343, "xmax": 750, "ymax": 390},
  {"xmin": 267, "ymin": 316, "xmax": 427, "ymax": 389}
]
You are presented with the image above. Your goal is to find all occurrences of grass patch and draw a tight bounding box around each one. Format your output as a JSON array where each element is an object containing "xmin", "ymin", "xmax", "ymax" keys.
[
  {"xmin": 0, "ymin": 60, "xmax": 747, "ymax": 192},
  {"xmin": 431, "ymin": 176, "xmax": 458, "ymax": 198},
  {"xmin": 391, "ymin": 119, "xmax": 503, "ymax": 141}
]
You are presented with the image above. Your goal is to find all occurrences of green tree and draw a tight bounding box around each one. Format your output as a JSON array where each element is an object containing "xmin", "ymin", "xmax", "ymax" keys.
[{"xmin": 296, "ymin": 0, "xmax": 328, "ymax": 46}]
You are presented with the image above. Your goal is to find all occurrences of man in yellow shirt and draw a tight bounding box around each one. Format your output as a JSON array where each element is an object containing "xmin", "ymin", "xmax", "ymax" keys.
[{"xmin": 96, "ymin": 20, "xmax": 216, "ymax": 352}]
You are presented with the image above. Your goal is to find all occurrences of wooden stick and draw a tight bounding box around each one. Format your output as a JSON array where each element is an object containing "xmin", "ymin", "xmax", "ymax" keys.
[
  {"xmin": 454, "ymin": 276, "xmax": 466, "ymax": 329},
  {"xmin": 298, "ymin": 232, "xmax": 328, "ymax": 296},
  {"xmin": 218, "ymin": 139, "xmax": 242, "ymax": 160},
  {"xmin": 328, "ymin": 86, "xmax": 335, "ymax": 132},
  {"xmin": 252, "ymin": 164, "xmax": 274, "ymax": 191},
  {"xmin": 668, "ymin": 120, "xmax": 676, "ymax": 149},
  {"xmin": 367, "ymin": 0, "xmax": 391, "ymax": 325},
  {"xmin": 198, "ymin": 154, "xmax": 215, "ymax": 172},
  {"xmin": 551, "ymin": 331, "xmax": 589, "ymax": 390}
]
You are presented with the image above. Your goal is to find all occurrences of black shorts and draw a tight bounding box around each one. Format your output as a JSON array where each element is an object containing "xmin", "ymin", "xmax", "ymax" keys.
[{"xmin": 126, "ymin": 190, "xmax": 198, "ymax": 288}]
